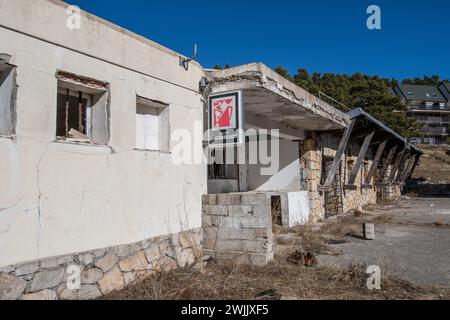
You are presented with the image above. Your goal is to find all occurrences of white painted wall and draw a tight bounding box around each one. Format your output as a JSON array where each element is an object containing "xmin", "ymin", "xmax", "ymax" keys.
[
  {"xmin": 247, "ymin": 138, "xmax": 301, "ymax": 192},
  {"xmin": 285, "ymin": 191, "xmax": 310, "ymax": 226},
  {"xmin": 0, "ymin": 0, "xmax": 206, "ymax": 267}
]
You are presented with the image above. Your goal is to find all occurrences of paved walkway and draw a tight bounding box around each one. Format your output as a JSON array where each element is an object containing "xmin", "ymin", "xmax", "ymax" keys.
[{"xmin": 318, "ymin": 198, "xmax": 450, "ymax": 288}]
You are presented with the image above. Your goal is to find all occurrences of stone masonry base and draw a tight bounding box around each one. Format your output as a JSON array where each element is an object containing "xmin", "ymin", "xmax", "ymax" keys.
[
  {"xmin": 0, "ymin": 228, "xmax": 202, "ymax": 300},
  {"xmin": 202, "ymin": 193, "xmax": 274, "ymax": 267}
]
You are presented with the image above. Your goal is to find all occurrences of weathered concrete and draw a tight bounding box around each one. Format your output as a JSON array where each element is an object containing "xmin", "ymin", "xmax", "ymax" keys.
[
  {"xmin": 0, "ymin": 0, "xmax": 205, "ymax": 268},
  {"xmin": 209, "ymin": 63, "xmax": 349, "ymax": 131},
  {"xmin": 202, "ymin": 193, "xmax": 273, "ymax": 266}
]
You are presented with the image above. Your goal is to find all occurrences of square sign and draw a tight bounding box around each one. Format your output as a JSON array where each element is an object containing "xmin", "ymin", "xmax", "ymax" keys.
[
  {"xmin": 208, "ymin": 91, "xmax": 243, "ymax": 144},
  {"xmin": 210, "ymin": 92, "xmax": 239, "ymax": 131}
]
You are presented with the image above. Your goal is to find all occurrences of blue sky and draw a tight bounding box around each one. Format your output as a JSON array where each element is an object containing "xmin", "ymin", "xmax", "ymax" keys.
[{"xmin": 66, "ymin": 0, "xmax": 450, "ymax": 81}]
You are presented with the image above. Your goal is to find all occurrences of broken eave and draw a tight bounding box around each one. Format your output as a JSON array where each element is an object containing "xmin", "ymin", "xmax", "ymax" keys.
[
  {"xmin": 348, "ymin": 108, "xmax": 423, "ymax": 155},
  {"xmin": 209, "ymin": 63, "xmax": 349, "ymax": 132}
]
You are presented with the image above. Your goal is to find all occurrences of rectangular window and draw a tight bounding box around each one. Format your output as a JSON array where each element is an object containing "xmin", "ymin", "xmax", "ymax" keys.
[
  {"xmin": 135, "ymin": 96, "xmax": 169, "ymax": 151},
  {"xmin": 56, "ymin": 71, "xmax": 109, "ymax": 144},
  {"xmin": 0, "ymin": 62, "xmax": 16, "ymax": 136}
]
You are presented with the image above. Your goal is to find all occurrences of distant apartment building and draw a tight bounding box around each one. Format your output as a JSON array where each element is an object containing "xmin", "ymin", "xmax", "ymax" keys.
[{"xmin": 393, "ymin": 84, "xmax": 450, "ymax": 144}]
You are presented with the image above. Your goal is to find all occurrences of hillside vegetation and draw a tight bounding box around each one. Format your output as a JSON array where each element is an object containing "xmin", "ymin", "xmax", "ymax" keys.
[{"xmin": 413, "ymin": 144, "xmax": 450, "ymax": 184}]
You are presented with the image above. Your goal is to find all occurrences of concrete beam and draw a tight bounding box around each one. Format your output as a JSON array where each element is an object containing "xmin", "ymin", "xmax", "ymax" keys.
[
  {"xmin": 320, "ymin": 119, "xmax": 356, "ymax": 190},
  {"xmin": 380, "ymin": 145, "xmax": 397, "ymax": 183},
  {"xmin": 388, "ymin": 149, "xmax": 406, "ymax": 183},
  {"xmin": 363, "ymin": 140, "xmax": 388, "ymax": 186},
  {"xmin": 346, "ymin": 131, "xmax": 375, "ymax": 186},
  {"xmin": 210, "ymin": 63, "xmax": 349, "ymax": 131}
]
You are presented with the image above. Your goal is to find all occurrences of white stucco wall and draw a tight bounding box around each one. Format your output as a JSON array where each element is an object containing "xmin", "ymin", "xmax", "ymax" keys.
[
  {"xmin": 0, "ymin": 0, "xmax": 206, "ymax": 267},
  {"xmin": 247, "ymin": 139, "xmax": 301, "ymax": 192}
]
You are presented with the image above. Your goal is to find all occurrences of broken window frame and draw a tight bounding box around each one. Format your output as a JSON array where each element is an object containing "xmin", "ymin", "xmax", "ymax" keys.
[
  {"xmin": 0, "ymin": 62, "xmax": 17, "ymax": 137},
  {"xmin": 56, "ymin": 87, "xmax": 92, "ymax": 141},
  {"xmin": 55, "ymin": 71, "xmax": 110, "ymax": 145}
]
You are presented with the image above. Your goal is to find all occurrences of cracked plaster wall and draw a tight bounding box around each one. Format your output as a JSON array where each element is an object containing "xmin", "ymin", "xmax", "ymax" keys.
[{"xmin": 0, "ymin": 0, "xmax": 206, "ymax": 267}]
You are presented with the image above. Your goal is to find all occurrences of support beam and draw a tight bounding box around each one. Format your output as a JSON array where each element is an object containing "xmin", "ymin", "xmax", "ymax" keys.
[
  {"xmin": 364, "ymin": 140, "xmax": 388, "ymax": 186},
  {"xmin": 406, "ymin": 154, "xmax": 420, "ymax": 181},
  {"xmin": 396, "ymin": 156, "xmax": 411, "ymax": 183},
  {"xmin": 388, "ymin": 149, "xmax": 406, "ymax": 183},
  {"xmin": 394, "ymin": 152, "xmax": 411, "ymax": 182},
  {"xmin": 400, "ymin": 155, "xmax": 417, "ymax": 184},
  {"xmin": 380, "ymin": 145, "xmax": 397, "ymax": 183},
  {"xmin": 320, "ymin": 119, "xmax": 356, "ymax": 190},
  {"xmin": 346, "ymin": 131, "xmax": 375, "ymax": 186}
]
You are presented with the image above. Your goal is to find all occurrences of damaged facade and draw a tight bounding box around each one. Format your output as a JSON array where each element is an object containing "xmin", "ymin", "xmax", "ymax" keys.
[
  {"xmin": 0, "ymin": 0, "xmax": 421, "ymax": 299},
  {"xmin": 201, "ymin": 65, "xmax": 422, "ymax": 266}
]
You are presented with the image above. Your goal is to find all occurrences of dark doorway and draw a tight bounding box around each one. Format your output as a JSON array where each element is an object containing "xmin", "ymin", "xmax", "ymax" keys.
[{"xmin": 271, "ymin": 195, "xmax": 282, "ymax": 229}]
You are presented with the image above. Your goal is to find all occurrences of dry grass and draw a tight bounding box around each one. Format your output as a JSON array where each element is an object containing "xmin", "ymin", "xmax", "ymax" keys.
[
  {"xmin": 101, "ymin": 203, "xmax": 450, "ymax": 300},
  {"xmin": 100, "ymin": 257, "xmax": 450, "ymax": 300},
  {"xmin": 275, "ymin": 210, "xmax": 396, "ymax": 259},
  {"xmin": 412, "ymin": 144, "xmax": 450, "ymax": 183}
]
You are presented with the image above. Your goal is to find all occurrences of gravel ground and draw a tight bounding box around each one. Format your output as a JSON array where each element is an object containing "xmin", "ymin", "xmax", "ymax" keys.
[{"xmin": 318, "ymin": 198, "xmax": 450, "ymax": 288}]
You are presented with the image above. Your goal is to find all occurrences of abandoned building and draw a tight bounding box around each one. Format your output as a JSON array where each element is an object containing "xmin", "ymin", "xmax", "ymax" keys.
[{"xmin": 0, "ymin": 0, "xmax": 421, "ymax": 300}]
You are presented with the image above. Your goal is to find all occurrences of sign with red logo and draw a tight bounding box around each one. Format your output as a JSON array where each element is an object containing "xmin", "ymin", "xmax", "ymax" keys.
[
  {"xmin": 208, "ymin": 91, "xmax": 243, "ymax": 144},
  {"xmin": 211, "ymin": 94, "xmax": 238, "ymax": 130}
]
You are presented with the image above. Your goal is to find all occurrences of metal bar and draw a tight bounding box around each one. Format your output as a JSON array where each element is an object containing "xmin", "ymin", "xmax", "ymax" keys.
[
  {"xmin": 65, "ymin": 89, "xmax": 69, "ymax": 137},
  {"xmin": 318, "ymin": 91, "xmax": 351, "ymax": 111},
  {"xmin": 322, "ymin": 119, "xmax": 356, "ymax": 189},
  {"xmin": 364, "ymin": 140, "xmax": 387, "ymax": 185},
  {"xmin": 78, "ymin": 91, "xmax": 83, "ymax": 133},
  {"xmin": 347, "ymin": 131, "xmax": 375, "ymax": 185}
]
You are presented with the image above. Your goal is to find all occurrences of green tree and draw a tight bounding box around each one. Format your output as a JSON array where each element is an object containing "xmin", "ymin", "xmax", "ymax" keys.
[
  {"xmin": 285, "ymin": 67, "xmax": 422, "ymax": 138},
  {"xmin": 274, "ymin": 66, "xmax": 292, "ymax": 81}
]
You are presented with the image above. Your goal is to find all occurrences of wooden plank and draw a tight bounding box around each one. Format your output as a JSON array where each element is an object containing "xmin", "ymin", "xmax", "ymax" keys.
[
  {"xmin": 364, "ymin": 140, "xmax": 387, "ymax": 185},
  {"xmin": 380, "ymin": 145, "xmax": 397, "ymax": 183},
  {"xmin": 388, "ymin": 149, "xmax": 406, "ymax": 183},
  {"xmin": 347, "ymin": 131, "xmax": 375, "ymax": 185},
  {"xmin": 321, "ymin": 119, "xmax": 356, "ymax": 189}
]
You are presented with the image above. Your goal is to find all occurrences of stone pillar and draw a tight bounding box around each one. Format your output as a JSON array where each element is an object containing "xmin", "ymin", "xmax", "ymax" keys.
[{"xmin": 300, "ymin": 138, "xmax": 324, "ymax": 222}]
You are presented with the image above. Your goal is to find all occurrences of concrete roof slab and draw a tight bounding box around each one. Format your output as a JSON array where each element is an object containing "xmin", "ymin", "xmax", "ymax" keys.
[{"xmin": 209, "ymin": 63, "xmax": 350, "ymax": 131}]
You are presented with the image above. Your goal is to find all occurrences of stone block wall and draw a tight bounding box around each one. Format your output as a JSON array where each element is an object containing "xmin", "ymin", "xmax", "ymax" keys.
[
  {"xmin": 0, "ymin": 228, "xmax": 202, "ymax": 300},
  {"xmin": 202, "ymin": 193, "xmax": 273, "ymax": 266},
  {"xmin": 300, "ymin": 138, "xmax": 324, "ymax": 222},
  {"xmin": 377, "ymin": 184, "xmax": 402, "ymax": 201},
  {"xmin": 341, "ymin": 157, "xmax": 377, "ymax": 212},
  {"xmin": 300, "ymin": 136, "xmax": 378, "ymax": 221}
]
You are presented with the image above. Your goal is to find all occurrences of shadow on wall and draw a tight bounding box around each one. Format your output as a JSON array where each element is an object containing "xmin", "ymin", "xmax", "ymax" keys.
[
  {"xmin": 247, "ymin": 139, "xmax": 301, "ymax": 192},
  {"xmin": 404, "ymin": 179, "xmax": 450, "ymax": 198}
]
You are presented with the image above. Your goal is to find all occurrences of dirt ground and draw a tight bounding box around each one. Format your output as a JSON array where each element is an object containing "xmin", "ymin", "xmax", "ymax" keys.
[
  {"xmin": 102, "ymin": 198, "xmax": 450, "ymax": 300},
  {"xmin": 412, "ymin": 144, "xmax": 450, "ymax": 183},
  {"xmin": 318, "ymin": 198, "xmax": 450, "ymax": 288}
]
